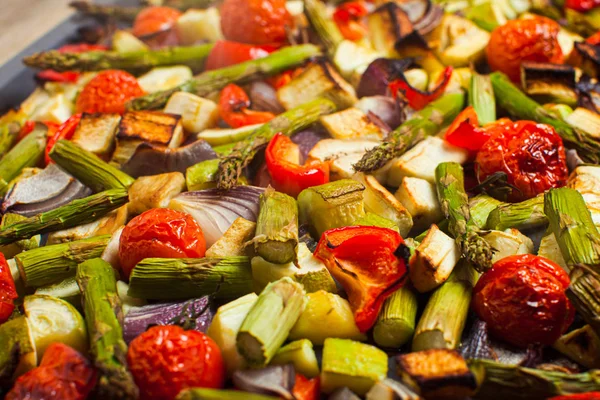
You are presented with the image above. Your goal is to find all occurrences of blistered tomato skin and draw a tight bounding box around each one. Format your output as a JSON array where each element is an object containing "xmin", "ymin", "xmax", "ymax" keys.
[
  {"xmin": 127, "ymin": 325, "xmax": 225, "ymax": 400},
  {"xmin": 487, "ymin": 17, "xmax": 564, "ymax": 82},
  {"xmin": 472, "ymin": 254, "xmax": 574, "ymax": 348},
  {"xmin": 132, "ymin": 6, "xmax": 182, "ymax": 38},
  {"xmin": 475, "ymin": 120, "xmax": 568, "ymax": 202},
  {"xmin": 220, "ymin": 0, "xmax": 292, "ymax": 45},
  {"xmin": 75, "ymin": 70, "xmax": 145, "ymax": 114},
  {"xmin": 119, "ymin": 208, "xmax": 206, "ymax": 279}
]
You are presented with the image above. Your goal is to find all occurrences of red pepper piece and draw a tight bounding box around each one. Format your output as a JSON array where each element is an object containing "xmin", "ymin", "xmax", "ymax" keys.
[
  {"xmin": 314, "ymin": 226, "xmax": 410, "ymax": 332},
  {"xmin": 37, "ymin": 43, "xmax": 108, "ymax": 83},
  {"xmin": 58, "ymin": 44, "xmax": 108, "ymax": 53},
  {"xmin": 292, "ymin": 374, "xmax": 320, "ymax": 400},
  {"xmin": 265, "ymin": 133, "xmax": 329, "ymax": 197},
  {"xmin": 587, "ymin": 31, "xmax": 600, "ymax": 45},
  {"xmin": 267, "ymin": 67, "xmax": 305, "ymax": 89},
  {"xmin": 333, "ymin": 1, "xmax": 368, "ymax": 41},
  {"xmin": 218, "ymin": 84, "xmax": 276, "ymax": 128},
  {"xmin": 549, "ymin": 393, "xmax": 600, "ymax": 400},
  {"xmin": 44, "ymin": 113, "xmax": 82, "ymax": 165},
  {"xmin": 565, "ymin": 0, "xmax": 600, "ymax": 12},
  {"xmin": 205, "ymin": 41, "xmax": 277, "ymax": 70},
  {"xmin": 444, "ymin": 106, "xmax": 491, "ymax": 152},
  {"xmin": 389, "ymin": 66, "xmax": 453, "ymax": 110},
  {"xmin": 16, "ymin": 120, "xmax": 37, "ymax": 143},
  {"xmin": 0, "ymin": 253, "xmax": 18, "ymax": 324}
]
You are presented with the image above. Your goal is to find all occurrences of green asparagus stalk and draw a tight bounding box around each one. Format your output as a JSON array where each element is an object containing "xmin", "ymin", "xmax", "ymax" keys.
[
  {"xmin": 469, "ymin": 359, "xmax": 600, "ymax": 399},
  {"xmin": 128, "ymin": 257, "xmax": 253, "ymax": 300},
  {"xmin": 0, "ymin": 123, "xmax": 47, "ymax": 194},
  {"xmin": 0, "ymin": 213, "xmax": 40, "ymax": 257},
  {"xmin": 254, "ymin": 188, "xmax": 299, "ymax": 264},
  {"xmin": 354, "ymin": 92, "xmax": 465, "ymax": 172},
  {"xmin": 15, "ymin": 235, "xmax": 110, "ymax": 288},
  {"xmin": 304, "ymin": 0, "xmax": 345, "ymax": 58},
  {"xmin": 469, "ymin": 72, "xmax": 495, "ymax": 125},
  {"xmin": 373, "ymin": 285, "xmax": 418, "ymax": 348},
  {"xmin": 217, "ymin": 98, "xmax": 337, "ymax": 189},
  {"xmin": 128, "ymin": 44, "xmax": 322, "ymax": 111},
  {"xmin": 24, "ymin": 43, "xmax": 214, "ymax": 73},
  {"xmin": 69, "ymin": 1, "xmax": 140, "ymax": 21},
  {"xmin": 435, "ymin": 162, "xmax": 493, "ymax": 273},
  {"xmin": 0, "ymin": 188, "xmax": 128, "ymax": 245},
  {"xmin": 176, "ymin": 389, "xmax": 278, "ymax": 400},
  {"xmin": 412, "ymin": 260, "xmax": 478, "ymax": 351},
  {"xmin": 76, "ymin": 258, "xmax": 138, "ymax": 400},
  {"xmin": 237, "ymin": 277, "xmax": 305, "ymax": 367},
  {"xmin": 50, "ymin": 140, "xmax": 135, "ymax": 192},
  {"xmin": 490, "ymin": 72, "xmax": 600, "ymax": 164},
  {"xmin": 485, "ymin": 194, "xmax": 547, "ymax": 231},
  {"xmin": 544, "ymin": 187, "xmax": 600, "ymax": 335}
]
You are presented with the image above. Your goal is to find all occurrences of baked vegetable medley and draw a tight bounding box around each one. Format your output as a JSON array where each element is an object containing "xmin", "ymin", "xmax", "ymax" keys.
[{"xmin": 2, "ymin": 0, "xmax": 600, "ymax": 398}]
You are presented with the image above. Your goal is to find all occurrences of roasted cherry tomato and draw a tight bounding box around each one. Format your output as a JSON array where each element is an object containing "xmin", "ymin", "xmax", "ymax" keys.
[
  {"xmin": 119, "ymin": 208, "xmax": 206, "ymax": 279},
  {"xmin": 315, "ymin": 226, "xmax": 410, "ymax": 332},
  {"xmin": 220, "ymin": 0, "xmax": 292, "ymax": 45},
  {"xmin": 266, "ymin": 133, "xmax": 329, "ymax": 197},
  {"xmin": 45, "ymin": 114, "xmax": 82, "ymax": 165},
  {"xmin": 550, "ymin": 393, "xmax": 600, "ymax": 400},
  {"xmin": 292, "ymin": 374, "xmax": 320, "ymax": 400},
  {"xmin": 0, "ymin": 253, "xmax": 18, "ymax": 324},
  {"xmin": 204, "ymin": 41, "xmax": 277, "ymax": 70},
  {"xmin": 472, "ymin": 254, "xmax": 574, "ymax": 348},
  {"xmin": 333, "ymin": 1, "xmax": 368, "ymax": 41},
  {"xmin": 487, "ymin": 17, "xmax": 564, "ymax": 82},
  {"xmin": 475, "ymin": 120, "xmax": 568, "ymax": 202},
  {"xmin": 218, "ymin": 83, "xmax": 276, "ymax": 128},
  {"xmin": 566, "ymin": 0, "xmax": 600, "ymax": 11},
  {"xmin": 133, "ymin": 6, "xmax": 182, "ymax": 38},
  {"xmin": 6, "ymin": 343, "xmax": 97, "ymax": 400},
  {"xmin": 75, "ymin": 70, "xmax": 144, "ymax": 114},
  {"xmin": 444, "ymin": 106, "xmax": 491, "ymax": 152},
  {"xmin": 37, "ymin": 43, "xmax": 108, "ymax": 83},
  {"xmin": 127, "ymin": 325, "xmax": 225, "ymax": 400},
  {"xmin": 389, "ymin": 66, "xmax": 453, "ymax": 110}
]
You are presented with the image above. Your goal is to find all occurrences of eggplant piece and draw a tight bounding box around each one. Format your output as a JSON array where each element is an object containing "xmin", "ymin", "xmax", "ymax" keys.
[
  {"xmin": 123, "ymin": 297, "xmax": 214, "ymax": 344},
  {"xmin": 117, "ymin": 110, "xmax": 185, "ymax": 147},
  {"xmin": 357, "ymin": 58, "xmax": 414, "ymax": 98},
  {"xmin": 521, "ymin": 62, "xmax": 578, "ymax": 106},
  {"xmin": 232, "ymin": 365, "xmax": 295, "ymax": 400},
  {"xmin": 368, "ymin": 3, "xmax": 426, "ymax": 56},
  {"xmin": 576, "ymin": 75, "xmax": 600, "ymax": 114},
  {"xmin": 71, "ymin": 113, "xmax": 120, "ymax": 157},
  {"xmin": 2, "ymin": 164, "xmax": 91, "ymax": 217},
  {"xmin": 572, "ymin": 42, "xmax": 600, "ymax": 79},
  {"xmin": 121, "ymin": 139, "xmax": 217, "ymax": 177}
]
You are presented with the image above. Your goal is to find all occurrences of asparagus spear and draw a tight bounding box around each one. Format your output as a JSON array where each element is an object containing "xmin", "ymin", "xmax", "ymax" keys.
[
  {"xmin": 469, "ymin": 359, "xmax": 600, "ymax": 399},
  {"xmin": 128, "ymin": 44, "xmax": 322, "ymax": 111},
  {"xmin": 254, "ymin": 188, "xmax": 299, "ymax": 264},
  {"xmin": 76, "ymin": 258, "xmax": 138, "ymax": 399},
  {"xmin": 69, "ymin": 1, "xmax": 140, "ymax": 21},
  {"xmin": 304, "ymin": 0, "xmax": 344, "ymax": 58},
  {"xmin": 50, "ymin": 140, "xmax": 135, "ymax": 192},
  {"xmin": 435, "ymin": 162, "xmax": 493, "ymax": 273},
  {"xmin": 15, "ymin": 235, "xmax": 110, "ymax": 288},
  {"xmin": 0, "ymin": 123, "xmax": 47, "ymax": 194},
  {"xmin": 544, "ymin": 187, "xmax": 600, "ymax": 335},
  {"xmin": 490, "ymin": 72, "xmax": 600, "ymax": 164},
  {"xmin": 0, "ymin": 188, "xmax": 128, "ymax": 245},
  {"xmin": 469, "ymin": 71, "xmax": 495, "ymax": 125},
  {"xmin": 217, "ymin": 98, "xmax": 337, "ymax": 190},
  {"xmin": 485, "ymin": 194, "xmax": 547, "ymax": 231},
  {"xmin": 1, "ymin": 213, "xmax": 40, "ymax": 257},
  {"xmin": 373, "ymin": 285, "xmax": 418, "ymax": 348},
  {"xmin": 412, "ymin": 260, "xmax": 478, "ymax": 351},
  {"xmin": 24, "ymin": 43, "xmax": 214, "ymax": 73},
  {"xmin": 354, "ymin": 92, "xmax": 465, "ymax": 172},
  {"xmin": 128, "ymin": 257, "xmax": 253, "ymax": 300}
]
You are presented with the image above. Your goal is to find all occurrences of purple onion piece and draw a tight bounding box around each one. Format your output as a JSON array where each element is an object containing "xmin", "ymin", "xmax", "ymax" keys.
[
  {"xmin": 357, "ymin": 58, "xmax": 414, "ymax": 98},
  {"xmin": 292, "ymin": 128, "xmax": 330, "ymax": 164},
  {"xmin": 248, "ymin": 81, "xmax": 285, "ymax": 114},
  {"xmin": 355, "ymin": 96, "xmax": 405, "ymax": 130},
  {"xmin": 233, "ymin": 365, "xmax": 296, "ymax": 399}
]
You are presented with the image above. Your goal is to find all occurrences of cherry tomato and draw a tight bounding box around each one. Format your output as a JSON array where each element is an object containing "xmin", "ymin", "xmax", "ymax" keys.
[
  {"xmin": 292, "ymin": 374, "xmax": 320, "ymax": 400},
  {"xmin": 205, "ymin": 41, "xmax": 277, "ymax": 71},
  {"xmin": 75, "ymin": 70, "xmax": 144, "ymax": 114},
  {"xmin": 119, "ymin": 208, "xmax": 206, "ymax": 279},
  {"xmin": 475, "ymin": 120, "xmax": 568, "ymax": 202},
  {"xmin": 133, "ymin": 6, "xmax": 182, "ymax": 38},
  {"xmin": 333, "ymin": 1, "xmax": 368, "ymax": 41},
  {"xmin": 565, "ymin": 0, "xmax": 600, "ymax": 12},
  {"xmin": 127, "ymin": 325, "xmax": 225, "ymax": 400},
  {"xmin": 487, "ymin": 17, "xmax": 564, "ymax": 82},
  {"xmin": 45, "ymin": 114, "xmax": 82, "ymax": 165},
  {"xmin": 220, "ymin": 0, "xmax": 292, "ymax": 45},
  {"xmin": 472, "ymin": 254, "xmax": 574, "ymax": 348},
  {"xmin": 6, "ymin": 343, "xmax": 97, "ymax": 400},
  {"xmin": 218, "ymin": 83, "xmax": 276, "ymax": 128},
  {"xmin": 550, "ymin": 393, "xmax": 600, "ymax": 400},
  {"xmin": 444, "ymin": 106, "xmax": 491, "ymax": 152},
  {"xmin": 0, "ymin": 253, "xmax": 18, "ymax": 324}
]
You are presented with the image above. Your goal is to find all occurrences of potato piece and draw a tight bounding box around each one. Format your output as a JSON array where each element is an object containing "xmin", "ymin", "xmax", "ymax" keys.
[
  {"xmin": 118, "ymin": 111, "xmax": 184, "ymax": 148},
  {"xmin": 127, "ymin": 172, "xmax": 186, "ymax": 215},
  {"xmin": 164, "ymin": 92, "xmax": 219, "ymax": 133},
  {"xmin": 395, "ymin": 177, "xmax": 443, "ymax": 232},
  {"xmin": 206, "ymin": 217, "xmax": 256, "ymax": 258},
  {"xmin": 320, "ymin": 108, "xmax": 383, "ymax": 141},
  {"xmin": 176, "ymin": 8, "xmax": 223, "ymax": 45}
]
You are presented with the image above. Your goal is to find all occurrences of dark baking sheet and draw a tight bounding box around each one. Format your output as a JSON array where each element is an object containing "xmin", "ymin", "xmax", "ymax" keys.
[{"xmin": 0, "ymin": 0, "xmax": 136, "ymax": 113}]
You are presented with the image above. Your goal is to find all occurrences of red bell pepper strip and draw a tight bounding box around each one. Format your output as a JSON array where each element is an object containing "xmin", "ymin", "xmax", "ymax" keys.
[
  {"xmin": 314, "ymin": 226, "xmax": 410, "ymax": 332},
  {"xmin": 0, "ymin": 254, "xmax": 18, "ymax": 325},
  {"xmin": 389, "ymin": 66, "xmax": 453, "ymax": 110},
  {"xmin": 444, "ymin": 106, "xmax": 491, "ymax": 152},
  {"xmin": 37, "ymin": 43, "xmax": 108, "ymax": 83},
  {"xmin": 565, "ymin": 0, "xmax": 600, "ymax": 12},
  {"xmin": 292, "ymin": 374, "xmax": 320, "ymax": 400},
  {"xmin": 218, "ymin": 84, "xmax": 276, "ymax": 128},
  {"xmin": 333, "ymin": 1, "xmax": 368, "ymax": 41},
  {"xmin": 16, "ymin": 120, "xmax": 37, "ymax": 142},
  {"xmin": 587, "ymin": 31, "xmax": 600, "ymax": 45},
  {"xmin": 265, "ymin": 133, "xmax": 330, "ymax": 198},
  {"xmin": 549, "ymin": 394, "xmax": 600, "ymax": 400},
  {"xmin": 267, "ymin": 67, "xmax": 305, "ymax": 90},
  {"xmin": 44, "ymin": 114, "xmax": 82, "ymax": 165},
  {"xmin": 205, "ymin": 40, "xmax": 278, "ymax": 71}
]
